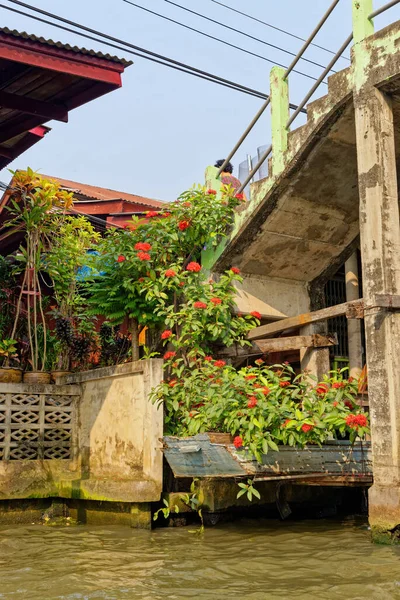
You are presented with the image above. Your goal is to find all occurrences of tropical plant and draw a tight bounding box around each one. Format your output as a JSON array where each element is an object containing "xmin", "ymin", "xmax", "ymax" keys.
[
  {"xmin": 0, "ymin": 338, "xmax": 18, "ymax": 367},
  {"xmin": 4, "ymin": 169, "xmax": 73, "ymax": 372},
  {"xmin": 151, "ymin": 362, "xmax": 369, "ymax": 462},
  {"xmin": 87, "ymin": 185, "xmax": 244, "ymax": 360}
]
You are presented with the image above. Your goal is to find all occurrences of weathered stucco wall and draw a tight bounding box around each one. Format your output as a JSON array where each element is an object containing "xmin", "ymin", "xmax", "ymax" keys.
[{"xmin": 0, "ymin": 360, "xmax": 164, "ymax": 504}]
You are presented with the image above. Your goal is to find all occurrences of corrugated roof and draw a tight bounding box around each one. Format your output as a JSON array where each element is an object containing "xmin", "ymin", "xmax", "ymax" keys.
[
  {"xmin": 41, "ymin": 174, "xmax": 165, "ymax": 209},
  {"xmin": 0, "ymin": 27, "xmax": 132, "ymax": 67}
]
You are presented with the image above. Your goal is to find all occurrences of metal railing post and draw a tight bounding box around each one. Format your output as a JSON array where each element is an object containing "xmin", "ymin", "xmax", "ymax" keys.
[
  {"xmin": 352, "ymin": 0, "xmax": 374, "ymax": 44},
  {"xmin": 270, "ymin": 66, "xmax": 289, "ymax": 177}
]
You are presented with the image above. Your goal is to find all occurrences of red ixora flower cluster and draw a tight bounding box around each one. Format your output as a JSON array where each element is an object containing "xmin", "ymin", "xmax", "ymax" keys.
[
  {"xmin": 178, "ymin": 220, "xmax": 191, "ymax": 231},
  {"xmin": 231, "ymin": 267, "xmax": 240, "ymax": 274},
  {"xmin": 245, "ymin": 374, "xmax": 257, "ymax": 380},
  {"xmin": 250, "ymin": 311, "xmax": 261, "ymax": 320},
  {"xmin": 161, "ymin": 330, "xmax": 173, "ymax": 340},
  {"xmin": 332, "ymin": 382, "xmax": 345, "ymax": 389},
  {"xmin": 207, "ymin": 189, "xmax": 217, "ymax": 195},
  {"xmin": 164, "ymin": 351, "xmax": 176, "ymax": 360},
  {"xmin": 247, "ymin": 396, "xmax": 258, "ymax": 408},
  {"xmin": 301, "ymin": 424, "xmax": 313, "ymax": 433},
  {"xmin": 235, "ymin": 193, "xmax": 245, "ymax": 201},
  {"xmin": 210, "ymin": 297, "xmax": 222, "ymax": 305},
  {"xmin": 193, "ymin": 301, "xmax": 207, "ymax": 309},
  {"xmin": 165, "ymin": 269, "xmax": 176, "ymax": 277},
  {"xmin": 134, "ymin": 242, "xmax": 152, "ymax": 251},
  {"xmin": 346, "ymin": 414, "xmax": 368, "ymax": 429},
  {"xmin": 214, "ymin": 360, "xmax": 226, "ymax": 368},
  {"xmin": 316, "ymin": 383, "xmax": 329, "ymax": 396},
  {"xmin": 146, "ymin": 211, "xmax": 158, "ymax": 218},
  {"xmin": 186, "ymin": 262, "xmax": 201, "ymax": 272},
  {"xmin": 233, "ymin": 436, "xmax": 243, "ymax": 449},
  {"xmin": 204, "ymin": 356, "xmax": 213, "ymax": 362},
  {"xmin": 117, "ymin": 255, "xmax": 126, "ymax": 263},
  {"xmin": 279, "ymin": 381, "xmax": 291, "ymax": 388},
  {"xmin": 137, "ymin": 251, "xmax": 151, "ymax": 261},
  {"xmin": 182, "ymin": 201, "xmax": 192, "ymax": 207}
]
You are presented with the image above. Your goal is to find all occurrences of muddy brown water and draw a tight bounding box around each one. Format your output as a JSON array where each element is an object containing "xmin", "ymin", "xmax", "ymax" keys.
[{"xmin": 0, "ymin": 519, "xmax": 400, "ymax": 599}]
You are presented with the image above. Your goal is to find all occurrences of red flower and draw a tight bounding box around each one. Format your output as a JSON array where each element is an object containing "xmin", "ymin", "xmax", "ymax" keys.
[
  {"xmin": 165, "ymin": 269, "xmax": 176, "ymax": 277},
  {"xmin": 182, "ymin": 201, "xmax": 192, "ymax": 207},
  {"xmin": 146, "ymin": 211, "xmax": 158, "ymax": 218},
  {"xmin": 194, "ymin": 301, "xmax": 207, "ymax": 309},
  {"xmin": 231, "ymin": 267, "xmax": 240, "ymax": 274},
  {"xmin": 348, "ymin": 376, "xmax": 354, "ymax": 383},
  {"xmin": 344, "ymin": 400, "xmax": 354, "ymax": 410},
  {"xmin": 255, "ymin": 359, "xmax": 264, "ymax": 366},
  {"xmin": 346, "ymin": 414, "xmax": 368, "ymax": 429},
  {"xmin": 250, "ymin": 311, "xmax": 262, "ymax": 320},
  {"xmin": 187, "ymin": 262, "xmax": 201, "ymax": 272},
  {"xmin": 245, "ymin": 374, "xmax": 257, "ymax": 380},
  {"xmin": 204, "ymin": 356, "xmax": 213, "ymax": 362},
  {"xmin": 279, "ymin": 381, "xmax": 291, "ymax": 388},
  {"xmin": 137, "ymin": 251, "xmax": 151, "ymax": 261},
  {"xmin": 138, "ymin": 277, "xmax": 145, "ymax": 283},
  {"xmin": 161, "ymin": 330, "xmax": 173, "ymax": 340},
  {"xmin": 333, "ymin": 401, "xmax": 339, "ymax": 407},
  {"xmin": 178, "ymin": 220, "xmax": 191, "ymax": 231},
  {"xmin": 207, "ymin": 189, "xmax": 217, "ymax": 195},
  {"xmin": 210, "ymin": 297, "xmax": 222, "ymax": 305},
  {"xmin": 332, "ymin": 382, "xmax": 345, "ymax": 389},
  {"xmin": 283, "ymin": 418, "xmax": 291, "ymax": 427},
  {"xmin": 164, "ymin": 351, "xmax": 176, "ymax": 360},
  {"xmin": 162, "ymin": 211, "xmax": 172, "ymax": 218},
  {"xmin": 316, "ymin": 383, "xmax": 329, "ymax": 396},
  {"xmin": 301, "ymin": 424, "xmax": 313, "ymax": 433},
  {"xmin": 168, "ymin": 379, "xmax": 178, "ymax": 388},
  {"xmin": 214, "ymin": 360, "xmax": 226, "ymax": 368},
  {"xmin": 233, "ymin": 436, "xmax": 243, "ymax": 449},
  {"xmin": 134, "ymin": 242, "xmax": 152, "ymax": 251},
  {"xmin": 247, "ymin": 396, "xmax": 258, "ymax": 408},
  {"xmin": 189, "ymin": 412, "xmax": 194, "ymax": 418},
  {"xmin": 262, "ymin": 387, "xmax": 271, "ymax": 395},
  {"xmin": 235, "ymin": 193, "xmax": 245, "ymax": 201},
  {"xmin": 117, "ymin": 255, "xmax": 126, "ymax": 263},
  {"xmin": 179, "ymin": 282, "xmax": 185, "ymax": 287}
]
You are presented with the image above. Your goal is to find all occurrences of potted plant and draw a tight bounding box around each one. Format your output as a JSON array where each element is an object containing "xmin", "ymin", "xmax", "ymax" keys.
[
  {"xmin": 0, "ymin": 338, "xmax": 22, "ymax": 383},
  {"xmin": 4, "ymin": 169, "xmax": 73, "ymax": 384}
]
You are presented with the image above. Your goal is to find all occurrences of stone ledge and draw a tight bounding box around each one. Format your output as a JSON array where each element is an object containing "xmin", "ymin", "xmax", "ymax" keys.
[{"xmin": 59, "ymin": 358, "xmax": 163, "ymax": 385}]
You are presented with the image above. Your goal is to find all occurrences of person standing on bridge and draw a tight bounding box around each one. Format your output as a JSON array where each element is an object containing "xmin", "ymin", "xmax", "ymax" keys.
[{"xmin": 214, "ymin": 159, "xmax": 247, "ymax": 201}]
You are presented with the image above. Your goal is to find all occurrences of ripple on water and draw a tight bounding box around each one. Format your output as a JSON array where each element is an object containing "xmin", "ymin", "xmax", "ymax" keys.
[{"xmin": 0, "ymin": 519, "xmax": 400, "ymax": 600}]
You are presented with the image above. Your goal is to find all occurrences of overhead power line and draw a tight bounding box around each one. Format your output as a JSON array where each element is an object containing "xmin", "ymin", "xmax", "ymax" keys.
[
  {"xmin": 1, "ymin": 0, "xmax": 307, "ymax": 111},
  {"xmin": 158, "ymin": 0, "xmax": 333, "ymax": 73},
  {"xmin": 0, "ymin": 1, "xmax": 272, "ymax": 101},
  {"xmin": 210, "ymin": 0, "xmax": 350, "ymax": 61},
  {"xmin": 123, "ymin": 0, "xmax": 325, "ymax": 83}
]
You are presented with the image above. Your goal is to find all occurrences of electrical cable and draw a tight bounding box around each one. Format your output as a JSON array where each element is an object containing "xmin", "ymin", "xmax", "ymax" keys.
[
  {"xmin": 210, "ymin": 0, "xmax": 350, "ymax": 61},
  {"xmin": 159, "ymin": 0, "xmax": 334, "ymax": 72},
  {"xmin": 123, "ymin": 0, "xmax": 324, "ymax": 83},
  {"xmin": 0, "ymin": 2, "xmax": 272, "ymax": 101}
]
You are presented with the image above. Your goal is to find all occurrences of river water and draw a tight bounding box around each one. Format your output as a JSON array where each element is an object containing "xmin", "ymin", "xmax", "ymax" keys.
[{"xmin": 1, "ymin": 519, "xmax": 400, "ymax": 600}]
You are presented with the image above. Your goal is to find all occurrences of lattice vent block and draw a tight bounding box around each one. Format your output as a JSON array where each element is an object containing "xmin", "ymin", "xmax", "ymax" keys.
[
  {"xmin": 44, "ymin": 447, "xmax": 71, "ymax": 460},
  {"xmin": 45, "ymin": 411, "xmax": 71, "ymax": 425},
  {"xmin": 44, "ymin": 429, "xmax": 71, "ymax": 443},
  {"xmin": 45, "ymin": 396, "xmax": 73, "ymax": 407},
  {"xmin": 11, "ymin": 411, "xmax": 40, "ymax": 425},
  {"xmin": 12, "ymin": 394, "xmax": 40, "ymax": 406},
  {"xmin": 10, "ymin": 429, "xmax": 39, "ymax": 442},
  {"xmin": 9, "ymin": 446, "xmax": 38, "ymax": 460},
  {"xmin": 0, "ymin": 411, "xmax": 5, "ymax": 424}
]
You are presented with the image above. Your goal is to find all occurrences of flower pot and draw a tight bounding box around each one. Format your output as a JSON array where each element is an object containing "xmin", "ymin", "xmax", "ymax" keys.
[
  {"xmin": 23, "ymin": 371, "xmax": 51, "ymax": 385},
  {"xmin": 51, "ymin": 370, "xmax": 72, "ymax": 384},
  {"xmin": 0, "ymin": 367, "xmax": 23, "ymax": 383}
]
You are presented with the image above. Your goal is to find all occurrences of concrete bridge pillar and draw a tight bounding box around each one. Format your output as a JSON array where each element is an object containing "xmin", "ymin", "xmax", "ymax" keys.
[
  {"xmin": 345, "ymin": 253, "xmax": 363, "ymax": 379},
  {"xmin": 354, "ymin": 86, "xmax": 400, "ymax": 543}
]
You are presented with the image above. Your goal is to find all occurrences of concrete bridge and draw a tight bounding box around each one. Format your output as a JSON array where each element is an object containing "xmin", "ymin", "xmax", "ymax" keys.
[{"xmin": 204, "ymin": 2, "xmax": 400, "ymax": 542}]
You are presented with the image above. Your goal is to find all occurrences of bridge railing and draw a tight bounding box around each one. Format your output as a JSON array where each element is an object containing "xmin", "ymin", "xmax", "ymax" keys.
[{"xmin": 215, "ymin": 0, "xmax": 400, "ymax": 196}]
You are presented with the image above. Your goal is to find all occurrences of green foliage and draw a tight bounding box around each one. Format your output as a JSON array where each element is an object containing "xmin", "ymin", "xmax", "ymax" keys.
[
  {"xmin": 152, "ymin": 362, "xmax": 370, "ymax": 462},
  {"xmin": 237, "ymin": 479, "xmax": 261, "ymax": 502}
]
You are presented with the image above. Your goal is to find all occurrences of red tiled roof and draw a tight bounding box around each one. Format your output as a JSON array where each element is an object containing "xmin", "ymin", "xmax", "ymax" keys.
[{"xmin": 41, "ymin": 174, "xmax": 165, "ymax": 209}]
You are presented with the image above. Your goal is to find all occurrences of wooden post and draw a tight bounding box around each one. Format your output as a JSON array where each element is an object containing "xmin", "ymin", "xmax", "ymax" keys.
[
  {"xmin": 354, "ymin": 86, "xmax": 400, "ymax": 542},
  {"xmin": 345, "ymin": 253, "xmax": 363, "ymax": 379},
  {"xmin": 270, "ymin": 66, "xmax": 289, "ymax": 177}
]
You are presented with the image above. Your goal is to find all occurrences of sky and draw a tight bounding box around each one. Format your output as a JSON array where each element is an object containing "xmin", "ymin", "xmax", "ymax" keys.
[{"xmin": 2, "ymin": 0, "xmax": 399, "ymax": 202}]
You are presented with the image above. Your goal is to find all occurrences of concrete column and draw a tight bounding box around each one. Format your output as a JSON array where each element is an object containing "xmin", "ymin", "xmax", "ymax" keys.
[
  {"xmin": 345, "ymin": 253, "xmax": 363, "ymax": 379},
  {"xmin": 354, "ymin": 87, "xmax": 400, "ymax": 543},
  {"xmin": 270, "ymin": 66, "xmax": 289, "ymax": 177}
]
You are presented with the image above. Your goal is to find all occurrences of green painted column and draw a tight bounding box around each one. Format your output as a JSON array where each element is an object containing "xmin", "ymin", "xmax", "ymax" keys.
[
  {"xmin": 352, "ymin": 0, "xmax": 374, "ymax": 45},
  {"xmin": 270, "ymin": 66, "xmax": 289, "ymax": 177}
]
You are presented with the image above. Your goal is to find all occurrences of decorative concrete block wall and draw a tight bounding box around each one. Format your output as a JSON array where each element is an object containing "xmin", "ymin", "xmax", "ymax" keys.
[{"xmin": 0, "ymin": 360, "xmax": 164, "ymax": 504}]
